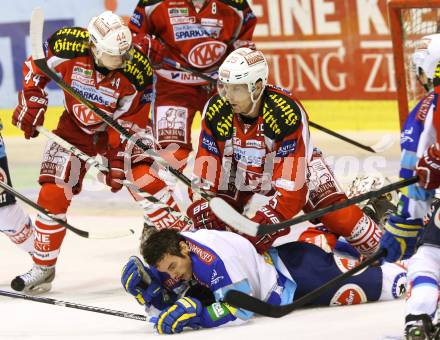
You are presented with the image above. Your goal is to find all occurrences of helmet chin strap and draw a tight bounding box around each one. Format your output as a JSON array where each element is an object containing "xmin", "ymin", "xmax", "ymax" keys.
[
  {"xmin": 243, "ymin": 86, "xmax": 265, "ymax": 117},
  {"xmin": 90, "ymin": 46, "xmax": 103, "ymax": 67}
]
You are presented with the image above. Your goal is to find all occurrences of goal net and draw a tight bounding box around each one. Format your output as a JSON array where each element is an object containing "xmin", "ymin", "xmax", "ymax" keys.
[{"xmin": 388, "ymin": 0, "xmax": 440, "ymax": 126}]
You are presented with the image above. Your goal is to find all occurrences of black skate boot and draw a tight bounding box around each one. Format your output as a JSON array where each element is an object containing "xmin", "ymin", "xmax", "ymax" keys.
[{"xmin": 405, "ymin": 314, "xmax": 436, "ymax": 340}]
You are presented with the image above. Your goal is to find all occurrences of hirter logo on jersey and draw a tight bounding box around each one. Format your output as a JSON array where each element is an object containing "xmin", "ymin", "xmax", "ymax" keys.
[
  {"xmin": 330, "ymin": 284, "xmax": 367, "ymax": 306},
  {"xmin": 188, "ymin": 41, "xmax": 227, "ymax": 68},
  {"xmin": 72, "ymin": 104, "xmax": 102, "ymax": 126}
]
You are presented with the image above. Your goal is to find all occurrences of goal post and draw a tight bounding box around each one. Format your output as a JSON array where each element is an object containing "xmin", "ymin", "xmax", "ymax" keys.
[{"xmin": 388, "ymin": 0, "xmax": 440, "ymax": 127}]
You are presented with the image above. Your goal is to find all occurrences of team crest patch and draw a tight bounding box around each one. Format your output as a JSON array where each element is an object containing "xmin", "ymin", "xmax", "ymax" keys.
[
  {"xmin": 156, "ymin": 106, "xmax": 188, "ymax": 143},
  {"xmin": 392, "ymin": 272, "xmax": 407, "ymax": 298},
  {"xmin": 72, "ymin": 104, "xmax": 102, "ymax": 126},
  {"xmin": 188, "ymin": 41, "xmax": 227, "ymax": 68},
  {"xmin": 330, "ymin": 284, "xmax": 367, "ymax": 306},
  {"xmin": 333, "ymin": 254, "xmax": 367, "ymax": 275}
]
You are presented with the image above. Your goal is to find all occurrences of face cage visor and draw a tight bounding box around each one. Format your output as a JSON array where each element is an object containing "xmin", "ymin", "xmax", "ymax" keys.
[{"xmin": 93, "ymin": 44, "xmax": 133, "ymax": 70}]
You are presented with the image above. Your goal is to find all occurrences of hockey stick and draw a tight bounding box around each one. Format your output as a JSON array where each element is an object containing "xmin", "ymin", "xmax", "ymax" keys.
[
  {"xmin": 36, "ymin": 126, "xmax": 192, "ymax": 225},
  {"xmin": 29, "ymin": 8, "xmax": 209, "ymax": 202},
  {"xmin": 0, "ymin": 180, "xmax": 133, "ymax": 239},
  {"xmin": 223, "ymin": 249, "xmax": 386, "ymax": 317},
  {"xmin": 210, "ymin": 176, "xmax": 418, "ymax": 237},
  {"xmin": 308, "ymin": 121, "xmax": 394, "ymax": 153},
  {"xmin": 0, "ymin": 289, "xmax": 152, "ymax": 322}
]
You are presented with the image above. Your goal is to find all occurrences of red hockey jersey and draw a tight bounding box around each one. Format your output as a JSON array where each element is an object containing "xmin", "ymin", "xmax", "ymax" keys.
[
  {"xmin": 129, "ymin": 0, "xmax": 256, "ymax": 85},
  {"xmin": 193, "ymin": 85, "xmax": 314, "ymax": 219}
]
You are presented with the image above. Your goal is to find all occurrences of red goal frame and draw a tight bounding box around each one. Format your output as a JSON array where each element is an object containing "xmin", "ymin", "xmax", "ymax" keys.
[{"xmin": 388, "ymin": 0, "xmax": 440, "ymax": 127}]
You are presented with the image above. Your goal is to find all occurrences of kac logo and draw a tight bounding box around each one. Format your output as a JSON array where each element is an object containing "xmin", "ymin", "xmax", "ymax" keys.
[{"xmin": 188, "ymin": 41, "xmax": 227, "ymax": 68}]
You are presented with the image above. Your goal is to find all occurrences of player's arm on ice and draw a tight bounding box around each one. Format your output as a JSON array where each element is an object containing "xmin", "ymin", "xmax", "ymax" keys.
[
  {"xmin": 121, "ymin": 256, "xmax": 177, "ymax": 311},
  {"xmin": 155, "ymin": 271, "xmax": 253, "ymax": 334}
]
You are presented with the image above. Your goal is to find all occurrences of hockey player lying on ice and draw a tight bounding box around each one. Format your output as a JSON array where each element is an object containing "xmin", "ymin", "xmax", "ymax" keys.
[{"xmin": 121, "ymin": 228, "xmax": 406, "ymax": 334}]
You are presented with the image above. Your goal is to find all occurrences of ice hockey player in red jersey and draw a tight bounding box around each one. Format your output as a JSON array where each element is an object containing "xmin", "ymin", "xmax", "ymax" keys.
[
  {"xmin": 187, "ymin": 48, "xmax": 383, "ymax": 257},
  {"xmin": 128, "ymin": 0, "xmax": 257, "ymax": 174},
  {"xmin": 11, "ymin": 11, "xmax": 189, "ymax": 293}
]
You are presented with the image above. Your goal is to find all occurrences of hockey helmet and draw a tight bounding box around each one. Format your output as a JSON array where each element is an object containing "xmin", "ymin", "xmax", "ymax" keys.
[
  {"xmin": 218, "ymin": 48, "xmax": 268, "ymax": 94},
  {"xmin": 412, "ymin": 33, "xmax": 440, "ymax": 80},
  {"xmin": 87, "ymin": 11, "xmax": 132, "ymax": 68}
]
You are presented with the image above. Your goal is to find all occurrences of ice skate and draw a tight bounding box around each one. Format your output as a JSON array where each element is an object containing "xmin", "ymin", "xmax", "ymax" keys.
[
  {"xmin": 405, "ymin": 314, "xmax": 439, "ymax": 340},
  {"xmin": 10, "ymin": 264, "xmax": 55, "ymax": 294}
]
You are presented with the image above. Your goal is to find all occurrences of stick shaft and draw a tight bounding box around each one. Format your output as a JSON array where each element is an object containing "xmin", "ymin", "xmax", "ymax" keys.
[
  {"xmin": 0, "ymin": 289, "xmax": 147, "ymax": 321},
  {"xmin": 0, "ymin": 181, "xmax": 89, "ymax": 238},
  {"xmin": 309, "ymin": 121, "xmax": 375, "ymax": 152},
  {"xmin": 257, "ymin": 176, "xmax": 418, "ymax": 236}
]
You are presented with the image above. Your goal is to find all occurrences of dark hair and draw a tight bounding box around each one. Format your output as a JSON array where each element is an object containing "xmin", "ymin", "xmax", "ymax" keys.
[{"xmin": 141, "ymin": 229, "xmax": 186, "ymax": 266}]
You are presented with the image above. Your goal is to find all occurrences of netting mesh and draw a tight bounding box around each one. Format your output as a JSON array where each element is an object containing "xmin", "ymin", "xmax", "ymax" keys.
[{"xmin": 401, "ymin": 8, "xmax": 440, "ymax": 109}]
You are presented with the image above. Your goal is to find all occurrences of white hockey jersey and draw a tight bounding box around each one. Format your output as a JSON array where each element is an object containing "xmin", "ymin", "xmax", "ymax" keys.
[{"xmin": 181, "ymin": 230, "xmax": 296, "ymax": 320}]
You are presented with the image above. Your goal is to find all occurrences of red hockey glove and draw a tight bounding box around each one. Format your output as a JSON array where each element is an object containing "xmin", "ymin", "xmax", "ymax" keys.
[
  {"xmin": 107, "ymin": 120, "xmax": 156, "ymax": 166},
  {"xmin": 13, "ymin": 88, "xmax": 48, "ymax": 139},
  {"xmin": 416, "ymin": 143, "xmax": 440, "ymax": 190},
  {"xmin": 244, "ymin": 206, "xmax": 289, "ymax": 254},
  {"xmin": 133, "ymin": 34, "xmax": 166, "ymax": 66},
  {"xmin": 105, "ymin": 145, "xmax": 126, "ymax": 193},
  {"xmin": 232, "ymin": 40, "xmax": 256, "ymax": 50},
  {"xmin": 186, "ymin": 198, "xmax": 228, "ymax": 230}
]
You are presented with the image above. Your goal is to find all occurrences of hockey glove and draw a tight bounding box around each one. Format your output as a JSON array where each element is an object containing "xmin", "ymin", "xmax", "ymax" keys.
[
  {"xmin": 121, "ymin": 256, "xmax": 173, "ymax": 310},
  {"xmin": 104, "ymin": 144, "xmax": 125, "ymax": 193},
  {"xmin": 145, "ymin": 35, "xmax": 167, "ymax": 68},
  {"xmin": 155, "ymin": 297, "xmax": 202, "ymax": 334},
  {"xmin": 13, "ymin": 88, "xmax": 48, "ymax": 139},
  {"xmin": 186, "ymin": 198, "xmax": 228, "ymax": 230},
  {"xmin": 416, "ymin": 143, "xmax": 440, "ymax": 190},
  {"xmin": 380, "ymin": 215, "xmax": 424, "ymax": 262},
  {"xmin": 107, "ymin": 119, "xmax": 155, "ymax": 165},
  {"xmin": 244, "ymin": 205, "xmax": 289, "ymax": 254}
]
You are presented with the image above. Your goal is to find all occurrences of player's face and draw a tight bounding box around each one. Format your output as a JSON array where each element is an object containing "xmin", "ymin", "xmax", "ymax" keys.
[
  {"xmin": 99, "ymin": 52, "xmax": 126, "ymax": 70},
  {"xmin": 156, "ymin": 242, "xmax": 193, "ymax": 281},
  {"xmin": 218, "ymin": 83, "xmax": 253, "ymax": 115}
]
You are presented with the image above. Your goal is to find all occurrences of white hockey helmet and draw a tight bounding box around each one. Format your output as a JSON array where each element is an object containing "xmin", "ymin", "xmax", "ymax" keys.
[
  {"xmin": 218, "ymin": 48, "xmax": 269, "ymax": 94},
  {"xmin": 87, "ymin": 11, "xmax": 132, "ymax": 62},
  {"xmin": 412, "ymin": 33, "xmax": 440, "ymax": 80}
]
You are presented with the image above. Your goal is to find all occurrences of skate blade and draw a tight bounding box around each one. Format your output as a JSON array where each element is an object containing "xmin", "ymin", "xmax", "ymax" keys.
[{"xmin": 24, "ymin": 282, "xmax": 52, "ymax": 295}]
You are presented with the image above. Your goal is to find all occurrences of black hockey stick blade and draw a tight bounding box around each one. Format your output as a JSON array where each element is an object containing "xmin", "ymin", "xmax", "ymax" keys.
[
  {"xmin": 29, "ymin": 8, "xmax": 208, "ymax": 199},
  {"xmin": 0, "ymin": 289, "xmax": 147, "ymax": 321},
  {"xmin": 224, "ymin": 249, "xmax": 386, "ymax": 317},
  {"xmin": 308, "ymin": 121, "xmax": 393, "ymax": 153},
  {"xmin": 255, "ymin": 176, "xmax": 418, "ymax": 237}
]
